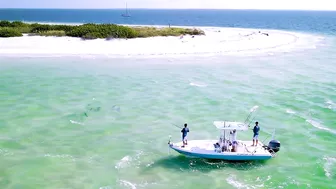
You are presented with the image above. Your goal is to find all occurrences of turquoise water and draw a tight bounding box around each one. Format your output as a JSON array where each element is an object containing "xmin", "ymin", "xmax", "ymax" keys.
[
  {"xmin": 1, "ymin": 41, "xmax": 336, "ymax": 189},
  {"xmin": 1, "ymin": 8, "xmax": 336, "ymax": 189}
]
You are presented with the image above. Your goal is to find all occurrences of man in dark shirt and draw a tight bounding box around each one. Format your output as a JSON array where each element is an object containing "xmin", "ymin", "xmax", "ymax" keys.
[
  {"xmin": 252, "ymin": 122, "xmax": 260, "ymax": 146},
  {"xmin": 181, "ymin": 123, "xmax": 189, "ymax": 147}
]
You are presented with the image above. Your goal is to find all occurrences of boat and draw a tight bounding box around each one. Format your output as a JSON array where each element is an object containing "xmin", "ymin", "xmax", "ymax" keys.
[
  {"xmin": 121, "ymin": 3, "xmax": 131, "ymax": 17},
  {"xmin": 167, "ymin": 106, "xmax": 281, "ymax": 161}
]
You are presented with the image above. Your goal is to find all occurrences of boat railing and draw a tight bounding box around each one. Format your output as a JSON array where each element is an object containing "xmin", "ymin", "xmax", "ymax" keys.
[{"xmin": 243, "ymin": 144, "xmax": 253, "ymax": 153}]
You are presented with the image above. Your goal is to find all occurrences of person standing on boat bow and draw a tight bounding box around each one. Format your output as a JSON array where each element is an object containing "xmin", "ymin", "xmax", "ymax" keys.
[
  {"xmin": 252, "ymin": 122, "xmax": 260, "ymax": 146},
  {"xmin": 181, "ymin": 123, "xmax": 189, "ymax": 147}
]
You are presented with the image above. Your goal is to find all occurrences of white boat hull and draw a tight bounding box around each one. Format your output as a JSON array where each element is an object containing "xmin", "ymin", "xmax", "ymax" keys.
[{"xmin": 169, "ymin": 140, "xmax": 273, "ymax": 161}]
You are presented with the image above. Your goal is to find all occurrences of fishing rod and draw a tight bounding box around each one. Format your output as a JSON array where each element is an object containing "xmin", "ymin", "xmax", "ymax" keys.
[
  {"xmin": 244, "ymin": 105, "xmax": 259, "ymax": 124},
  {"xmin": 247, "ymin": 116, "xmax": 256, "ymax": 127},
  {"xmin": 261, "ymin": 135, "xmax": 271, "ymax": 145},
  {"xmin": 247, "ymin": 108, "xmax": 260, "ymax": 128},
  {"xmin": 171, "ymin": 123, "xmax": 182, "ymax": 129}
]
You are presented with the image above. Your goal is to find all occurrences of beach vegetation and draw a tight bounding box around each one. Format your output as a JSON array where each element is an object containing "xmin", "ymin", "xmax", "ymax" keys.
[
  {"xmin": 0, "ymin": 27, "xmax": 23, "ymax": 37},
  {"xmin": 66, "ymin": 23, "xmax": 138, "ymax": 39},
  {"xmin": 37, "ymin": 30, "xmax": 66, "ymax": 37},
  {"xmin": 133, "ymin": 26, "xmax": 205, "ymax": 37},
  {"xmin": 0, "ymin": 20, "xmax": 205, "ymax": 39}
]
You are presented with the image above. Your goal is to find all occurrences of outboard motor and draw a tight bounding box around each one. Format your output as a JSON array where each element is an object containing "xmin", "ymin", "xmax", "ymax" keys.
[{"xmin": 267, "ymin": 139, "xmax": 280, "ymax": 153}]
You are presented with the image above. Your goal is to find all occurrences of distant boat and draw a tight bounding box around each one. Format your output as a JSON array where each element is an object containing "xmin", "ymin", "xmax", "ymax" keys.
[{"xmin": 121, "ymin": 3, "xmax": 131, "ymax": 17}]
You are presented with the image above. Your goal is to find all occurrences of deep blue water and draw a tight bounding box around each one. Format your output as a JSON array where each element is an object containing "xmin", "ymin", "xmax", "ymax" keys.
[{"xmin": 0, "ymin": 9, "xmax": 336, "ymax": 34}]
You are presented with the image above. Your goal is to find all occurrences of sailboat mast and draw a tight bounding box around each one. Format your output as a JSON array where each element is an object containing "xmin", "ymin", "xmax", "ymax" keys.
[
  {"xmin": 121, "ymin": 2, "xmax": 130, "ymax": 17},
  {"xmin": 126, "ymin": 3, "xmax": 129, "ymax": 14}
]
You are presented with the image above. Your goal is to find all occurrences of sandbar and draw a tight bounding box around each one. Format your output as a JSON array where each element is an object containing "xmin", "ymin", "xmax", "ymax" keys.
[{"xmin": 0, "ymin": 25, "xmax": 323, "ymax": 58}]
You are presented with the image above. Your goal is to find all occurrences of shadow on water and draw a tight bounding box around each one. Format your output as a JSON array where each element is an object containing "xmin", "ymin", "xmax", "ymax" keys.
[{"xmin": 144, "ymin": 155, "xmax": 269, "ymax": 173}]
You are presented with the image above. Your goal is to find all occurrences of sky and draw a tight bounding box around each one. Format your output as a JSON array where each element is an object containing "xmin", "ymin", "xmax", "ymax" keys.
[{"xmin": 0, "ymin": 0, "xmax": 335, "ymax": 10}]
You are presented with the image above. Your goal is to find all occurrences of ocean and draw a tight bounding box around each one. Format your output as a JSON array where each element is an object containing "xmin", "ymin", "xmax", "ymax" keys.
[
  {"xmin": 0, "ymin": 9, "xmax": 335, "ymax": 189},
  {"xmin": 1, "ymin": 9, "xmax": 336, "ymax": 34}
]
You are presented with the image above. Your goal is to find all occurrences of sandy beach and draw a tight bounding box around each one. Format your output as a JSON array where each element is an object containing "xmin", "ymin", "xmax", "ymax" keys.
[{"xmin": 0, "ymin": 25, "xmax": 323, "ymax": 58}]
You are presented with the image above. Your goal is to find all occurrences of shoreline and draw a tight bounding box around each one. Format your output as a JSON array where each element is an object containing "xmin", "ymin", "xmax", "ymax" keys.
[
  {"xmin": 0, "ymin": 21, "xmax": 205, "ymax": 39},
  {"xmin": 0, "ymin": 22, "xmax": 324, "ymax": 58},
  {"xmin": 2, "ymin": 20, "xmax": 302, "ymax": 33},
  {"xmin": 2, "ymin": 20, "xmax": 321, "ymax": 36}
]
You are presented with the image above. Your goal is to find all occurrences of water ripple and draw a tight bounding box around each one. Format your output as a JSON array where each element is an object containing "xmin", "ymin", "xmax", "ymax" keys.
[{"xmin": 1, "ymin": 49, "xmax": 335, "ymax": 188}]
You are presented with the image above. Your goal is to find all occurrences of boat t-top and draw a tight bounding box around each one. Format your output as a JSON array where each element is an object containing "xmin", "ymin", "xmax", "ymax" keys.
[{"xmin": 168, "ymin": 106, "xmax": 281, "ymax": 161}]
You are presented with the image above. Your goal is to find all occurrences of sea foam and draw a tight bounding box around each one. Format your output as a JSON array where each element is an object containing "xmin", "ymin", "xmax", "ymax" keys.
[
  {"xmin": 306, "ymin": 119, "xmax": 336, "ymax": 135},
  {"xmin": 323, "ymin": 156, "xmax": 336, "ymax": 179}
]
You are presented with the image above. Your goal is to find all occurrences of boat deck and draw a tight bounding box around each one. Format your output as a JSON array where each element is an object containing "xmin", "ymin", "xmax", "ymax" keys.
[{"xmin": 170, "ymin": 140, "xmax": 272, "ymax": 160}]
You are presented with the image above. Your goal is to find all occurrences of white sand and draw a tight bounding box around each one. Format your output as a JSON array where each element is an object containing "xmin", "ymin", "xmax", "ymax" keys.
[{"xmin": 0, "ymin": 25, "xmax": 324, "ymax": 58}]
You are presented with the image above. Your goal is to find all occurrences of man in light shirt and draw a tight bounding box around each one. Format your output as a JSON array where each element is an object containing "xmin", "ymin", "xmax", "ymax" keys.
[{"xmin": 230, "ymin": 129, "xmax": 237, "ymax": 152}]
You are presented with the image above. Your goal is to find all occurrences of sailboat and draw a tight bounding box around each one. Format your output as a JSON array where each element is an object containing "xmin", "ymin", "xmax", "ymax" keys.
[{"xmin": 121, "ymin": 3, "xmax": 131, "ymax": 17}]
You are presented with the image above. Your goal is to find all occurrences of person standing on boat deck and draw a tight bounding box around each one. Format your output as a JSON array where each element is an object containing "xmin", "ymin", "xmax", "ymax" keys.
[
  {"xmin": 252, "ymin": 122, "xmax": 260, "ymax": 146},
  {"xmin": 230, "ymin": 129, "xmax": 237, "ymax": 152},
  {"xmin": 181, "ymin": 123, "xmax": 189, "ymax": 147}
]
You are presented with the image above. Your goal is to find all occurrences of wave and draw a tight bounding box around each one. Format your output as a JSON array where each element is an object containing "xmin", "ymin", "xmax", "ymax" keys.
[
  {"xmin": 323, "ymin": 156, "xmax": 336, "ymax": 179},
  {"xmin": 120, "ymin": 180, "xmax": 137, "ymax": 189},
  {"xmin": 44, "ymin": 153, "xmax": 76, "ymax": 161},
  {"xmin": 325, "ymin": 99, "xmax": 335, "ymax": 111},
  {"xmin": 285, "ymin": 109, "xmax": 296, "ymax": 114},
  {"xmin": 226, "ymin": 175, "xmax": 264, "ymax": 189},
  {"xmin": 189, "ymin": 82, "xmax": 207, "ymax": 87},
  {"xmin": 115, "ymin": 155, "xmax": 132, "ymax": 170},
  {"xmin": 0, "ymin": 148, "xmax": 13, "ymax": 156},
  {"xmin": 99, "ymin": 186, "xmax": 112, "ymax": 189},
  {"xmin": 306, "ymin": 119, "xmax": 336, "ymax": 135},
  {"xmin": 70, "ymin": 119, "xmax": 84, "ymax": 125},
  {"xmin": 284, "ymin": 108, "xmax": 335, "ymax": 135},
  {"xmin": 115, "ymin": 151, "xmax": 144, "ymax": 170}
]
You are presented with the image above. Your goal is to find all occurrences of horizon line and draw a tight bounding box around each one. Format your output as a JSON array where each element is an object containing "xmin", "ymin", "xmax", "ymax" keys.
[{"xmin": 0, "ymin": 8, "xmax": 336, "ymax": 12}]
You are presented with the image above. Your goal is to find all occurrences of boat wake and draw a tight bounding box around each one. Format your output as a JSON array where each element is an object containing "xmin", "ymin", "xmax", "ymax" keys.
[
  {"xmin": 118, "ymin": 179, "xmax": 158, "ymax": 189},
  {"xmin": 226, "ymin": 176, "xmax": 251, "ymax": 189},
  {"xmin": 226, "ymin": 175, "xmax": 264, "ymax": 189}
]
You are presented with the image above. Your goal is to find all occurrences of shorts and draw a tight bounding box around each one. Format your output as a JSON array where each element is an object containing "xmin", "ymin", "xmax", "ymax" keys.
[
  {"xmin": 253, "ymin": 134, "xmax": 259, "ymax": 140},
  {"xmin": 182, "ymin": 135, "xmax": 187, "ymax": 141}
]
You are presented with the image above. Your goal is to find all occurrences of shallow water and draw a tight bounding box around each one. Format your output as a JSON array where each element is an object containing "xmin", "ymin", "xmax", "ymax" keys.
[{"xmin": 1, "ymin": 31, "xmax": 336, "ymax": 189}]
